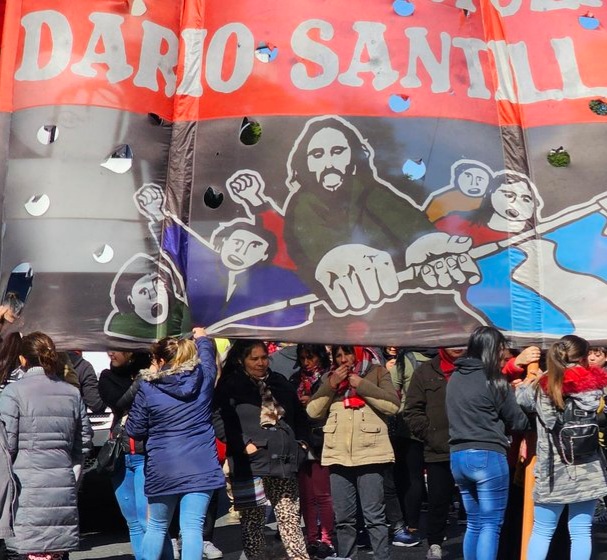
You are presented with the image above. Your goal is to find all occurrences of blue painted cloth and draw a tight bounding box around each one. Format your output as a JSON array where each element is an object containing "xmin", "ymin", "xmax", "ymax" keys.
[{"xmin": 126, "ymin": 337, "xmax": 225, "ymax": 497}]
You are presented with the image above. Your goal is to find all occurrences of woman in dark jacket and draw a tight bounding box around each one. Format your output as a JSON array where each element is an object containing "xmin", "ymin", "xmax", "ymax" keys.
[
  {"xmin": 214, "ymin": 340, "xmax": 310, "ymax": 560},
  {"xmin": 446, "ymin": 327, "xmax": 530, "ymax": 560},
  {"xmin": 99, "ymin": 350, "xmax": 172, "ymax": 559},
  {"xmin": 289, "ymin": 344, "xmax": 335, "ymax": 558},
  {"xmin": 126, "ymin": 328, "xmax": 224, "ymax": 560},
  {"xmin": 0, "ymin": 332, "xmax": 93, "ymax": 559}
]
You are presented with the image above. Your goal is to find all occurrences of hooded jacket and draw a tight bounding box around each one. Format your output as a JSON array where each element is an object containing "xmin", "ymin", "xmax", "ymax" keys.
[
  {"xmin": 126, "ymin": 337, "xmax": 225, "ymax": 497},
  {"xmin": 446, "ymin": 357, "xmax": 530, "ymax": 454},
  {"xmin": 306, "ymin": 364, "xmax": 399, "ymax": 467},
  {"xmin": 516, "ymin": 365, "xmax": 607, "ymax": 504},
  {"xmin": 0, "ymin": 368, "xmax": 93, "ymax": 554}
]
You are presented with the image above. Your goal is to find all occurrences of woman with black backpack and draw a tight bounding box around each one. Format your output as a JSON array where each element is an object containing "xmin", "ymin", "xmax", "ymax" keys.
[{"xmin": 516, "ymin": 334, "xmax": 607, "ymax": 560}]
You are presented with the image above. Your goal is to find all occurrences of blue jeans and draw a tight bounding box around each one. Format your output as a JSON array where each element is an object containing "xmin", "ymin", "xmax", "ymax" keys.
[
  {"xmin": 111, "ymin": 453, "xmax": 174, "ymax": 560},
  {"xmin": 112, "ymin": 453, "xmax": 148, "ymax": 558},
  {"xmin": 141, "ymin": 491, "xmax": 213, "ymax": 560},
  {"xmin": 527, "ymin": 500, "xmax": 596, "ymax": 560},
  {"xmin": 450, "ymin": 449, "xmax": 509, "ymax": 560}
]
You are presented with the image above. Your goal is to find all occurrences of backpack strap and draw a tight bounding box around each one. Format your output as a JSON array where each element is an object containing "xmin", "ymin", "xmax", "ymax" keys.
[{"xmin": 534, "ymin": 387, "xmax": 557, "ymax": 491}]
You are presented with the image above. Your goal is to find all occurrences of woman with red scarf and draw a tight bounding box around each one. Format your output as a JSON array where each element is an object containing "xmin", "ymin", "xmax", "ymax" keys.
[
  {"xmin": 289, "ymin": 344, "xmax": 335, "ymax": 559},
  {"xmin": 307, "ymin": 345, "xmax": 400, "ymax": 560},
  {"xmin": 516, "ymin": 335, "xmax": 607, "ymax": 560}
]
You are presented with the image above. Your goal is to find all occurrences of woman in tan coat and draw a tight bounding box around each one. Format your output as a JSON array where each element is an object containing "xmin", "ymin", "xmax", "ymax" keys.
[{"xmin": 307, "ymin": 345, "xmax": 399, "ymax": 560}]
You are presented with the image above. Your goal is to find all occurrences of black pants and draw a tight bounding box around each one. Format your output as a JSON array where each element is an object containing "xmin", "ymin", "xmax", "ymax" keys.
[
  {"xmin": 426, "ymin": 461, "xmax": 455, "ymax": 546},
  {"xmin": 384, "ymin": 464, "xmax": 404, "ymax": 533},
  {"xmin": 398, "ymin": 438, "xmax": 425, "ymax": 529}
]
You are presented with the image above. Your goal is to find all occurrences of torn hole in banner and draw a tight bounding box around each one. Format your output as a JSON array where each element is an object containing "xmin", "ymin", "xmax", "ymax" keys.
[
  {"xmin": 240, "ymin": 117, "xmax": 262, "ymax": 145},
  {"xmin": 589, "ymin": 99, "xmax": 607, "ymax": 116},
  {"xmin": 393, "ymin": 0, "xmax": 415, "ymax": 16},
  {"xmin": 93, "ymin": 244, "xmax": 114, "ymax": 264},
  {"xmin": 547, "ymin": 147, "xmax": 571, "ymax": 167},
  {"xmin": 24, "ymin": 194, "xmax": 50, "ymax": 217},
  {"xmin": 579, "ymin": 13, "xmax": 599, "ymax": 30},
  {"xmin": 255, "ymin": 43, "xmax": 278, "ymax": 63},
  {"xmin": 402, "ymin": 159, "xmax": 426, "ymax": 180},
  {"xmin": 37, "ymin": 125, "xmax": 58, "ymax": 145},
  {"xmin": 129, "ymin": 0, "xmax": 147, "ymax": 16},
  {"xmin": 101, "ymin": 145, "xmax": 133, "ymax": 173},
  {"xmin": 389, "ymin": 94, "xmax": 410, "ymax": 112},
  {"xmin": 204, "ymin": 187, "xmax": 224, "ymax": 209},
  {"xmin": 2, "ymin": 263, "xmax": 34, "ymax": 318},
  {"xmin": 148, "ymin": 113, "xmax": 172, "ymax": 126}
]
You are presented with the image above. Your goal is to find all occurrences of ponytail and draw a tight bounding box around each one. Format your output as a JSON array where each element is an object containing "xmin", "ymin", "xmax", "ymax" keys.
[
  {"xmin": 546, "ymin": 335, "xmax": 589, "ymax": 410},
  {"xmin": 20, "ymin": 332, "xmax": 59, "ymax": 376}
]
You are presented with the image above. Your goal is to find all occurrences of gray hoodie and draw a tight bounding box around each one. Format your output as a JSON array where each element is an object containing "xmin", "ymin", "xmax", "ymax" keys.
[{"xmin": 447, "ymin": 357, "xmax": 530, "ymax": 454}]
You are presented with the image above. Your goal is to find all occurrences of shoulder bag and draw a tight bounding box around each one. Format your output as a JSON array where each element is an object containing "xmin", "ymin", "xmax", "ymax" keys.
[{"xmin": 96, "ymin": 415, "xmax": 128, "ymax": 475}]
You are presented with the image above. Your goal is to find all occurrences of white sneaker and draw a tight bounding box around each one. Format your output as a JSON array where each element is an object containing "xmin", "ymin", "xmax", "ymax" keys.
[
  {"xmin": 426, "ymin": 544, "xmax": 442, "ymax": 560},
  {"xmin": 204, "ymin": 541, "xmax": 224, "ymax": 559},
  {"xmin": 171, "ymin": 538, "xmax": 181, "ymax": 560}
]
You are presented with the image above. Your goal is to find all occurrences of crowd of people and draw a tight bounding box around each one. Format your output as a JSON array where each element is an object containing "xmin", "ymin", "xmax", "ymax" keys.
[{"xmin": 0, "ymin": 310, "xmax": 606, "ymax": 560}]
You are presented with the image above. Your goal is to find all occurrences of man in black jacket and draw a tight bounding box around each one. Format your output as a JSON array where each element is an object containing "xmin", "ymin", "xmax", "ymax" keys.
[{"xmin": 404, "ymin": 348, "xmax": 464, "ymax": 560}]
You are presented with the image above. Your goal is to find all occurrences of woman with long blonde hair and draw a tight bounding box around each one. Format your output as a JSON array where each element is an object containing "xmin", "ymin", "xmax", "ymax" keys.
[
  {"xmin": 126, "ymin": 328, "xmax": 224, "ymax": 560},
  {"xmin": 516, "ymin": 334, "xmax": 607, "ymax": 560}
]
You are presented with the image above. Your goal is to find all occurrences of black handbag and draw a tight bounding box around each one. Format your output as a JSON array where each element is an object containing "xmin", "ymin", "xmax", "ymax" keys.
[{"xmin": 96, "ymin": 415, "xmax": 127, "ymax": 475}]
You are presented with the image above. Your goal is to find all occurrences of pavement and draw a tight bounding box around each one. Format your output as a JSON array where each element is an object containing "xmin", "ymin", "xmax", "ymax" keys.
[{"xmin": 73, "ymin": 473, "xmax": 607, "ymax": 560}]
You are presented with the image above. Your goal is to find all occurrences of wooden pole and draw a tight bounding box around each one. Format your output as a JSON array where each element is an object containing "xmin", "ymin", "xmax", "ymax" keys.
[
  {"xmin": 520, "ymin": 364, "xmax": 539, "ymax": 560},
  {"xmin": 520, "ymin": 444, "xmax": 536, "ymax": 559}
]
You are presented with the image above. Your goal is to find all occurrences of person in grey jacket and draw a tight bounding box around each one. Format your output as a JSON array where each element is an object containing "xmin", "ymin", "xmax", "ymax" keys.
[
  {"xmin": 0, "ymin": 332, "xmax": 93, "ymax": 559},
  {"xmin": 516, "ymin": 334, "xmax": 607, "ymax": 560},
  {"xmin": 0, "ymin": 421, "xmax": 16, "ymax": 540}
]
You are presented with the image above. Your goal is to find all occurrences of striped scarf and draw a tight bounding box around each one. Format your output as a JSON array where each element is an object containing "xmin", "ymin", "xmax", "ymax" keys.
[{"xmin": 297, "ymin": 365, "xmax": 324, "ymax": 399}]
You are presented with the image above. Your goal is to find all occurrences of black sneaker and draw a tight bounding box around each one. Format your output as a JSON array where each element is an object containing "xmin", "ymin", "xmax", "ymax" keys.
[
  {"xmin": 356, "ymin": 530, "xmax": 371, "ymax": 549},
  {"xmin": 307, "ymin": 542, "xmax": 319, "ymax": 557},
  {"xmin": 316, "ymin": 542, "xmax": 336, "ymax": 559}
]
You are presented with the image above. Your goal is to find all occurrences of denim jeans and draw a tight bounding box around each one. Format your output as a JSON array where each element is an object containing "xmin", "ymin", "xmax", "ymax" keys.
[
  {"xmin": 111, "ymin": 453, "xmax": 174, "ymax": 560},
  {"xmin": 141, "ymin": 492, "xmax": 213, "ymax": 560},
  {"xmin": 329, "ymin": 464, "xmax": 390, "ymax": 560},
  {"xmin": 112, "ymin": 453, "xmax": 148, "ymax": 558},
  {"xmin": 451, "ymin": 449, "xmax": 509, "ymax": 560},
  {"xmin": 527, "ymin": 500, "xmax": 596, "ymax": 560}
]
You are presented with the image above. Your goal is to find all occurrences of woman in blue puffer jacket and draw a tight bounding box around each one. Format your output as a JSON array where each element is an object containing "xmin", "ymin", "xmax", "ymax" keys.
[{"xmin": 126, "ymin": 328, "xmax": 225, "ymax": 560}]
